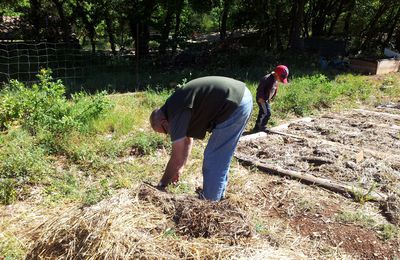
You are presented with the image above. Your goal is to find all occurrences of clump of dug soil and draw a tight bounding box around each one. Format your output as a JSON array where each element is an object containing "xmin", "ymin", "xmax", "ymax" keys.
[
  {"xmin": 380, "ymin": 195, "xmax": 400, "ymax": 226},
  {"xmin": 138, "ymin": 184, "xmax": 253, "ymax": 239}
]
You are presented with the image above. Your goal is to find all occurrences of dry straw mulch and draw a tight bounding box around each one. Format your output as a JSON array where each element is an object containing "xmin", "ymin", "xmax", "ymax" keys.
[{"xmin": 27, "ymin": 185, "xmax": 255, "ymax": 259}]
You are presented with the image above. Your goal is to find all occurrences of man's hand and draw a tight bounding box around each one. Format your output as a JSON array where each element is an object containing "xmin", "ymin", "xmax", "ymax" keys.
[
  {"xmin": 143, "ymin": 181, "xmax": 166, "ymax": 191},
  {"xmin": 159, "ymin": 137, "xmax": 193, "ymax": 187},
  {"xmin": 257, "ymin": 97, "xmax": 266, "ymax": 104}
]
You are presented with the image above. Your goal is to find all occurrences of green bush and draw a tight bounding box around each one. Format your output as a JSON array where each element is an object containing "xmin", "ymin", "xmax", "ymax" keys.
[
  {"xmin": 0, "ymin": 69, "xmax": 65, "ymax": 131},
  {"xmin": 0, "ymin": 69, "xmax": 112, "ymax": 137}
]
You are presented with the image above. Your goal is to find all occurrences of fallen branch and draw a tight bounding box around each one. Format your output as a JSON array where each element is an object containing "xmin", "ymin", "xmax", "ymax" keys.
[{"xmin": 235, "ymin": 153, "xmax": 388, "ymax": 202}]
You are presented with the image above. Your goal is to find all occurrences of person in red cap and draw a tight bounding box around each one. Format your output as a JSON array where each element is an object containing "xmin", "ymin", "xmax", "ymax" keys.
[{"xmin": 252, "ymin": 65, "xmax": 289, "ymax": 132}]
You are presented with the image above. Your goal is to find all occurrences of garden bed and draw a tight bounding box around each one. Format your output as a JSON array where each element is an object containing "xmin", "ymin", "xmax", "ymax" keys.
[{"xmin": 236, "ymin": 107, "xmax": 400, "ymax": 196}]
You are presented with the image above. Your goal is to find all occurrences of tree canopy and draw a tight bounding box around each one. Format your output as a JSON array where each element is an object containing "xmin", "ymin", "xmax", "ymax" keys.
[{"xmin": 2, "ymin": 0, "xmax": 400, "ymax": 55}]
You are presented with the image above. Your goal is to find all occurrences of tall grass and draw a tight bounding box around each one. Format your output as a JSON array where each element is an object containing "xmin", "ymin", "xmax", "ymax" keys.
[{"xmin": 272, "ymin": 73, "xmax": 380, "ymax": 119}]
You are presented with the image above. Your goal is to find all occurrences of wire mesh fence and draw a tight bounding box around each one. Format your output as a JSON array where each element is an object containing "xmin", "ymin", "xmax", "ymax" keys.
[{"xmin": 0, "ymin": 41, "xmax": 140, "ymax": 92}]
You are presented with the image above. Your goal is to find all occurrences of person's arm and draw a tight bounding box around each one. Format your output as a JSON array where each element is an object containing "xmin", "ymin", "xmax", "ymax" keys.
[
  {"xmin": 270, "ymin": 84, "xmax": 278, "ymax": 100},
  {"xmin": 256, "ymin": 76, "xmax": 267, "ymax": 103},
  {"xmin": 159, "ymin": 137, "xmax": 193, "ymax": 187}
]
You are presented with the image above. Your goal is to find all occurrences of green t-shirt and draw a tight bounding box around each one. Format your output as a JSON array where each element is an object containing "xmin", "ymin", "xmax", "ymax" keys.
[{"xmin": 161, "ymin": 76, "xmax": 245, "ymax": 140}]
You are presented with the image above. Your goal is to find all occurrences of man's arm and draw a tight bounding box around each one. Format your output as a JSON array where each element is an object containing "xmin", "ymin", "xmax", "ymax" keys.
[{"xmin": 159, "ymin": 137, "xmax": 193, "ymax": 187}]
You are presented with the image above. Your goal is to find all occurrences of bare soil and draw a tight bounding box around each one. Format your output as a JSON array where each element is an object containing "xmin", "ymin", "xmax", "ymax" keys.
[{"xmin": 290, "ymin": 215, "xmax": 399, "ymax": 259}]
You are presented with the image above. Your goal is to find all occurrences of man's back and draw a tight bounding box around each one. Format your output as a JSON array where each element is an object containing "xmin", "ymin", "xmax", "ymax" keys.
[{"xmin": 163, "ymin": 76, "xmax": 246, "ymax": 139}]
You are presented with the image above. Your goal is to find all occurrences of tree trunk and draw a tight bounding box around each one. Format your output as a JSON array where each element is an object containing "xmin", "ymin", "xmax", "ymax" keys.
[
  {"xmin": 73, "ymin": 2, "xmax": 97, "ymax": 53},
  {"xmin": 274, "ymin": 5, "xmax": 283, "ymax": 51},
  {"xmin": 311, "ymin": 0, "xmax": 336, "ymax": 37},
  {"xmin": 343, "ymin": 0, "xmax": 355, "ymax": 39},
  {"xmin": 90, "ymin": 35, "xmax": 96, "ymax": 54},
  {"xmin": 29, "ymin": 0, "xmax": 42, "ymax": 41},
  {"xmin": 382, "ymin": 6, "xmax": 400, "ymax": 47},
  {"xmin": 360, "ymin": 1, "xmax": 392, "ymax": 51},
  {"xmin": 328, "ymin": 0, "xmax": 345, "ymax": 36},
  {"xmin": 159, "ymin": 2, "xmax": 174, "ymax": 54},
  {"xmin": 105, "ymin": 16, "xmax": 117, "ymax": 55},
  {"xmin": 288, "ymin": 0, "xmax": 305, "ymax": 50},
  {"xmin": 52, "ymin": 0, "xmax": 71, "ymax": 42},
  {"xmin": 128, "ymin": 0, "xmax": 156, "ymax": 57},
  {"xmin": 172, "ymin": 0, "xmax": 184, "ymax": 53},
  {"xmin": 219, "ymin": 0, "xmax": 232, "ymax": 41}
]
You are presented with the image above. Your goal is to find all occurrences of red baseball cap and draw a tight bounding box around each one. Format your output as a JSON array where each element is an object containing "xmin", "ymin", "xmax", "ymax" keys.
[{"xmin": 274, "ymin": 65, "xmax": 289, "ymax": 84}]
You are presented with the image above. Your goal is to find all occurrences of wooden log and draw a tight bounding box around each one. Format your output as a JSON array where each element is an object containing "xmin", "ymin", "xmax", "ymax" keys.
[{"xmin": 235, "ymin": 153, "xmax": 388, "ymax": 202}]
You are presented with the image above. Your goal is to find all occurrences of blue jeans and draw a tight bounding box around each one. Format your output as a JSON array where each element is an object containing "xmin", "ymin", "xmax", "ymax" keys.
[
  {"xmin": 202, "ymin": 87, "xmax": 253, "ymax": 201},
  {"xmin": 254, "ymin": 101, "xmax": 271, "ymax": 131}
]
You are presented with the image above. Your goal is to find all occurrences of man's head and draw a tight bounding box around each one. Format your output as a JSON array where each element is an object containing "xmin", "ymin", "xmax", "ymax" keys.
[
  {"xmin": 274, "ymin": 65, "xmax": 289, "ymax": 84},
  {"xmin": 150, "ymin": 108, "xmax": 169, "ymax": 134}
]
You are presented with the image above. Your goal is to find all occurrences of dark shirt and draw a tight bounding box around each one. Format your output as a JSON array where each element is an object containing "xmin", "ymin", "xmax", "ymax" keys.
[
  {"xmin": 256, "ymin": 73, "xmax": 277, "ymax": 101},
  {"xmin": 161, "ymin": 76, "xmax": 246, "ymax": 141}
]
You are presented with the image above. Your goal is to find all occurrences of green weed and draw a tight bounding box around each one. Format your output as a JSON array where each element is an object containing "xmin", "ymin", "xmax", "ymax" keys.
[
  {"xmin": 254, "ymin": 221, "xmax": 270, "ymax": 235},
  {"xmin": 129, "ymin": 132, "xmax": 168, "ymax": 156},
  {"xmin": 44, "ymin": 172, "xmax": 81, "ymax": 203},
  {"xmin": 336, "ymin": 210, "xmax": 376, "ymax": 228},
  {"xmin": 163, "ymin": 228, "xmax": 178, "ymax": 238},
  {"xmin": 0, "ymin": 130, "xmax": 53, "ymax": 183},
  {"xmin": 166, "ymin": 182, "xmax": 191, "ymax": 195},
  {"xmin": 0, "ymin": 233, "xmax": 25, "ymax": 260},
  {"xmin": 0, "ymin": 179, "xmax": 17, "ymax": 205},
  {"xmin": 352, "ymin": 183, "xmax": 376, "ymax": 204},
  {"xmin": 83, "ymin": 179, "xmax": 113, "ymax": 206},
  {"xmin": 378, "ymin": 223, "xmax": 399, "ymax": 240}
]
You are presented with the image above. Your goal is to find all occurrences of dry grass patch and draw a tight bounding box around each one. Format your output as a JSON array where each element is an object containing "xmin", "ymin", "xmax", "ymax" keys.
[{"xmin": 27, "ymin": 185, "xmax": 262, "ymax": 259}]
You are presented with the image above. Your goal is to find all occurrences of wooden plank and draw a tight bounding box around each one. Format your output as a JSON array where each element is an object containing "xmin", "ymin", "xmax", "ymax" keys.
[
  {"xmin": 235, "ymin": 153, "xmax": 388, "ymax": 202},
  {"xmin": 240, "ymin": 131, "xmax": 268, "ymax": 142},
  {"xmin": 240, "ymin": 127, "xmax": 400, "ymax": 160},
  {"xmin": 239, "ymin": 117, "xmax": 313, "ymax": 142},
  {"xmin": 353, "ymin": 109, "xmax": 400, "ymax": 120},
  {"xmin": 321, "ymin": 114, "xmax": 400, "ymax": 130},
  {"xmin": 349, "ymin": 58, "xmax": 377, "ymax": 74},
  {"xmin": 267, "ymin": 129, "xmax": 400, "ymax": 160},
  {"xmin": 270, "ymin": 117, "xmax": 313, "ymax": 131},
  {"xmin": 376, "ymin": 59, "xmax": 400, "ymax": 75}
]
